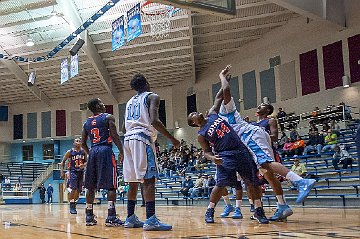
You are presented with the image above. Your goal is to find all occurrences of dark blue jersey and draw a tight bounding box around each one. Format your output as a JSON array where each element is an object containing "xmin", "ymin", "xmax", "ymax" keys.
[
  {"xmin": 68, "ymin": 148, "xmax": 85, "ymax": 172},
  {"xmin": 84, "ymin": 113, "xmax": 112, "ymax": 147},
  {"xmin": 198, "ymin": 114, "xmax": 243, "ymax": 153},
  {"xmin": 252, "ymin": 118, "xmax": 271, "ymax": 134}
]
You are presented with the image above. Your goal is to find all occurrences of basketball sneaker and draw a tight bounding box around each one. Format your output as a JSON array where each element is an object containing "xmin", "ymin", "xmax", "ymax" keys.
[
  {"xmin": 143, "ymin": 215, "xmax": 172, "ymax": 231},
  {"xmin": 124, "ymin": 214, "xmax": 144, "ymax": 228},
  {"xmin": 220, "ymin": 204, "xmax": 235, "ymax": 217},
  {"xmin": 205, "ymin": 208, "xmax": 215, "ymax": 223},
  {"xmin": 269, "ymin": 204, "xmax": 293, "ymax": 221},
  {"xmin": 86, "ymin": 213, "xmax": 97, "ymax": 226},
  {"xmin": 232, "ymin": 207, "xmax": 243, "ymax": 219},
  {"xmin": 250, "ymin": 207, "xmax": 269, "ymax": 224},
  {"xmin": 69, "ymin": 202, "xmax": 77, "ymax": 214},
  {"xmin": 294, "ymin": 179, "xmax": 316, "ymax": 203},
  {"xmin": 250, "ymin": 204, "xmax": 255, "ymax": 212},
  {"xmin": 105, "ymin": 216, "xmax": 124, "ymax": 227}
]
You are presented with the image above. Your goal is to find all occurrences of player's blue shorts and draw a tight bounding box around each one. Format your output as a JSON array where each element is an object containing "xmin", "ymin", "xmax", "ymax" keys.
[
  {"xmin": 84, "ymin": 145, "xmax": 117, "ymax": 190},
  {"xmin": 69, "ymin": 170, "xmax": 84, "ymax": 191},
  {"xmin": 216, "ymin": 149, "xmax": 260, "ymax": 188}
]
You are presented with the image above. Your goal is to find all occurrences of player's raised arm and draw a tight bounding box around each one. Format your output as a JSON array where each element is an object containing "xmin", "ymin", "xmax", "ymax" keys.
[
  {"xmin": 107, "ymin": 115, "xmax": 124, "ymax": 162},
  {"xmin": 219, "ymin": 65, "xmax": 232, "ymax": 105},
  {"xmin": 268, "ymin": 118, "xmax": 279, "ymax": 142},
  {"xmin": 81, "ymin": 127, "xmax": 89, "ymax": 155},
  {"xmin": 148, "ymin": 93, "xmax": 180, "ymax": 148},
  {"xmin": 207, "ymin": 89, "xmax": 224, "ymax": 115}
]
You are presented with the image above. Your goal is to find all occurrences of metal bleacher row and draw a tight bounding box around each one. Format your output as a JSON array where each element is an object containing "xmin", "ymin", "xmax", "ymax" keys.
[{"xmin": 136, "ymin": 122, "xmax": 360, "ymax": 207}]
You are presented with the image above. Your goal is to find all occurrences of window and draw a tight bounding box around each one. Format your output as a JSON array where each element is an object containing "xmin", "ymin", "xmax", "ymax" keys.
[
  {"xmin": 22, "ymin": 145, "xmax": 33, "ymax": 161},
  {"xmin": 43, "ymin": 144, "xmax": 54, "ymax": 160}
]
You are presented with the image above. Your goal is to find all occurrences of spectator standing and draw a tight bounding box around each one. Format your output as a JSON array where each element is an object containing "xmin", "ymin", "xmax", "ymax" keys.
[
  {"xmin": 289, "ymin": 125, "xmax": 299, "ymax": 142},
  {"xmin": 303, "ymin": 129, "xmax": 324, "ymax": 155},
  {"xmin": 277, "ymin": 108, "xmax": 287, "ymax": 133},
  {"xmin": 47, "ymin": 183, "xmax": 54, "ymax": 204},
  {"xmin": 39, "ymin": 184, "xmax": 46, "ymax": 204},
  {"xmin": 339, "ymin": 102, "xmax": 352, "ymax": 120},
  {"xmin": 202, "ymin": 175, "xmax": 209, "ymax": 198},
  {"xmin": 322, "ymin": 129, "xmax": 338, "ymax": 152},
  {"xmin": 332, "ymin": 145, "xmax": 353, "ymax": 172}
]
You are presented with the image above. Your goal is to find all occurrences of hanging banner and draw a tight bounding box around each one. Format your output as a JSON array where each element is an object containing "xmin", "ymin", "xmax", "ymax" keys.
[
  {"xmin": 70, "ymin": 54, "xmax": 79, "ymax": 78},
  {"xmin": 61, "ymin": 58, "xmax": 69, "ymax": 84},
  {"xmin": 127, "ymin": 3, "xmax": 142, "ymax": 42},
  {"xmin": 112, "ymin": 15, "xmax": 125, "ymax": 51}
]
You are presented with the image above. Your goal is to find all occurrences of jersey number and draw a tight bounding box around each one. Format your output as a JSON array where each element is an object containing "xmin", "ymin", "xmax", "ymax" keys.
[
  {"xmin": 216, "ymin": 123, "xmax": 230, "ymax": 138},
  {"xmin": 127, "ymin": 102, "xmax": 140, "ymax": 120},
  {"xmin": 91, "ymin": 128, "xmax": 101, "ymax": 143}
]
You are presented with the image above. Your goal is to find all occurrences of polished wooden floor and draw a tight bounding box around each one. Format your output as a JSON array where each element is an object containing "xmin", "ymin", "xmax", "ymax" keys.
[{"xmin": 0, "ymin": 204, "xmax": 359, "ymax": 239}]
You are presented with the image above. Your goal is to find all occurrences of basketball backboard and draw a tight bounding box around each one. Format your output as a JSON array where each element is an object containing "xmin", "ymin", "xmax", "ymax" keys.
[{"xmin": 152, "ymin": 0, "xmax": 236, "ymax": 16}]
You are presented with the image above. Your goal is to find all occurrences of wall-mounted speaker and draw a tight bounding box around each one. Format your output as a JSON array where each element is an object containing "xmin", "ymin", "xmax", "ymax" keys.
[{"xmin": 70, "ymin": 39, "xmax": 85, "ymax": 56}]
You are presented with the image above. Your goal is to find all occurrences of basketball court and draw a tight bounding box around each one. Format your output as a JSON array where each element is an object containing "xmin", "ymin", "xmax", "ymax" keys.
[{"xmin": 0, "ymin": 204, "xmax": 359, "ymax": 239}]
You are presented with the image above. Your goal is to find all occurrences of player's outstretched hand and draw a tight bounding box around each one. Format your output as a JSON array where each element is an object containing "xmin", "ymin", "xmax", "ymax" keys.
[
  {"xmin": 220, "ymin": 64, "xmax": 231, "ymax": 77},
  {"xmin": 172, "ymin": 138, "xmax": 181, "ymax": 149},
  {"xmin": 210, "ymin": 155, "xmax": 222, "ymax": 165}
]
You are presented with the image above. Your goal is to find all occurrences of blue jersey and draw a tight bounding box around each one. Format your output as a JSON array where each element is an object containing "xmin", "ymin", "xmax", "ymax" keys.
[
  {"xmin": 84, "ymin": 113, "xmax": 112, "ymax": 147},
  {"xmin": 68, "ymin": 148, "xmax": 85, "ymax": 172},
  {"xmin": 198, "ymin": 114, "xmax": 243, "ymax": 153},
  {"xmin": 252, "ymin": 118, "xmax": 271, "ymax": 134}
]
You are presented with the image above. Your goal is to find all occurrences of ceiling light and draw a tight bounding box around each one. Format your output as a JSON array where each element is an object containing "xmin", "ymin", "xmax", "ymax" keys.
[{"xmin": 26, "ymin": 38, "xmax": 34, "ymax": 47}]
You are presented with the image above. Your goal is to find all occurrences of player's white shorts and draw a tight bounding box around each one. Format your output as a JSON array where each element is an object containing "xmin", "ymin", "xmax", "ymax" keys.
[
  {"xmin": 123, "ymin": 132, "xmax": 159, "ymax": 182},
  {"xmin": 219, "ymin": 97, "xmax": 274, "ymax": 166}
]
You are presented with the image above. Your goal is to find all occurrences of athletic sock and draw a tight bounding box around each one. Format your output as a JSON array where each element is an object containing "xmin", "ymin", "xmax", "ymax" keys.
[
  {"xmin": 108, "ymin": 201, "xmax": 116, "ymax": 217},
  {"xmin": 254, "ymin": 199, "xmax": 262, "ymax": 209},
  {"xmin": 86, "ymin": 203, "xmax": 93, "ymax": 215},
  {"xmin": 235, "ymin": 200, "xmax": 242, "ymax": 208},
  {"xmin": 222, "ymin": 195, "xmax": 231, "ymax": 205},
  {"xmin": 127, "ymin": 200, "xmax": 136, "ymax": 218},
  {"xmin": 208, "ymin": 202, "xmax": 216, "ymax": 209},
  {"xmin": 286, "ymin": 171, "xmax": 303, "ymax": 182},
  {"xmin": 276, "ymin": 195, "xmax": 286, "ymax": 205},
  {"xmin": 249, "ymin": 199, "xmax": 254, "ymax": 205},
  {"xmin": 145, "ymin": 201, "xmax": 156, "ymax": 219}
]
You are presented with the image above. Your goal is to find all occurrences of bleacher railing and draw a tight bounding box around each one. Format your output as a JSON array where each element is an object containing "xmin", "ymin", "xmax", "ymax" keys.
[
  {"xmin": 2, "ymin": 189, "xmax": 31, "ymax": 199},
  {"xmin": 31, "ymin": 163, "xmax": 54, "ymax": 194}
]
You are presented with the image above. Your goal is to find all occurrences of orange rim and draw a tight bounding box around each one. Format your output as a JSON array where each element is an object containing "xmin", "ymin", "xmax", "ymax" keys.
[{"xmin": 141, "ymin": 1, "xmax": 171, "ymax": 16}]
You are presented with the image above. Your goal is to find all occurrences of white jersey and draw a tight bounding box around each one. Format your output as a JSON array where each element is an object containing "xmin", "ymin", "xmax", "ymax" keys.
[{"xmin": 124, "ymin": 91, "xmax": 157, "ymax": 142}]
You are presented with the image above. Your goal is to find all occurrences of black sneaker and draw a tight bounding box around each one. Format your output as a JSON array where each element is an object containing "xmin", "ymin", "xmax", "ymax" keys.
[
  {"xmin": 250, "ymin": 207, "xmax": 269, "ymax": 224},
  {"xmin": 205, "ymin": 208, "xmax": 215, "ymax": 223},
  {"xmin": 250, "ymin": 204, "xmax": 255, "ymax": 212}
]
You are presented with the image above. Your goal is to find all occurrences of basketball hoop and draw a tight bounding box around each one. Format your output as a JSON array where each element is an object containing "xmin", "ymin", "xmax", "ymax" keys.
[{"xmin": 141, "ymin": 1, "xmax": 179, "ymax": 39}]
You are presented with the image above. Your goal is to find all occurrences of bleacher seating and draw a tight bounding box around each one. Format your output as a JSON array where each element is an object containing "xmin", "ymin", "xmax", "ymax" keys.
[{"xmin": 0, "ymin": 162, "xmax": 51, "ymax": 191}]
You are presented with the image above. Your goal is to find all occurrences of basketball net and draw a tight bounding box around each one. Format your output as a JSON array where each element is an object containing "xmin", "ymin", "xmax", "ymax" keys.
[{"xmin": 141, "ymin": 1, "xmax": 179, "ymax": 39}]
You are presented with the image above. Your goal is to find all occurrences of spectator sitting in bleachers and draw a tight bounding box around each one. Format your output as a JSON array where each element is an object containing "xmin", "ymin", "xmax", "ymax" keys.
[
  {"xmin": 322, "ymin": 129, "xmax": 338, "ymax": 152},
  {"xmin": 332, "ymin": 145, "xmax": 353, "ymax": 172},
  {"xmin": 281, "ymin": 138, "xmax": 294, "ymax": 157},
  {"xmin": 202, "ymin": 175, "xmax": 209, "ymax": 198},
  {"xmin": 208, "ymin": 175, "xmax": 216, "ymax": 196},
  {"xmin": 180, "ymin": 175, "xmax": 194, "ymax": 197},
  {"xmin": 303, "ymin": 129, "xmax": 324, "ymax": 156},
  {"xmin": 189, "ymin": 173, "xmax": 204, "ymax": 199},
  {"xmin": 3, "ymin": 176, "xmax": 11, "ymax": 190},
  {"xmin": 289, "ymin": 125, "xmax": 299, "ymax": 141},
  {"xmin": 291, "ymin": 157, "xmax": 307, "ymax": 177},
  {"xmin": 291, "ymin": 136, "xmax": 305, "ymax": 155},
  {"xmin": 330, "ymin": 119, "xmax": 340, "ymax": 137},
  {"xmin": 277, "ymin": 107, "xmax": 287, "ymax": 133}
]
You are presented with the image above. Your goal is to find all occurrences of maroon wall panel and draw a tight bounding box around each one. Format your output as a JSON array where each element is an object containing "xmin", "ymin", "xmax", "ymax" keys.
[
  {"xmin": 348, "ymin": 34, "xmax": 360, "ymax": 83},
  {"xmin": 56, "ymin": 110, "xmax": 66, "ymax": 136},
  {"xmin": 105, "ymin": 105, "xmax": 113, "ymax": 114},
  {"xmin": 300, "ymin": 49, "xmax": 320, "ymax": 95},
  {"xmin": 323, "ymin": 41, "xmax": 344, "ymax": 89}
]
